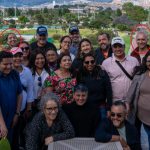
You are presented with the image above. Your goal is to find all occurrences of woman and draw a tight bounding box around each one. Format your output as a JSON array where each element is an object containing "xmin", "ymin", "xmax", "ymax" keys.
[
  {"xmin": 72, "ymin": 38, "xmax": 94, "ymax": 72},
  {"xmin": 57, "ymin": 35, "xmax": 75, "ymax": 61},
  {"xmin": 62, "ymin": 84, "xmax": 100, "ymax": 137},
  {"xmin": 126, "ymin": 51, "xmax": 150, "ymax": 148},
  {"xmin": 10, "ymin": 47, "xmax": 34, "ymax": 149},
  {"xmin": 45, "ymin": 48, "xmax": 58, "ymax": 71},
  {"xmin": 6, "ymin": 33, "xmax": 18, "ymax": 50},
  {"xmin": 19, "ymin": 41, "xmax": 31, "ymax": 67},
  {"xmin": 29, "ymin": 50, "xmax": 50, "ymax": 104},
  {"xmin": 77, "ymin": 52, "xmax": 112, "ymax": 119},
  {"xmin": 44, "ymin": 53, "xmax": 76, "ymax": 104},
  {"xmin": 25, "ymin": 92, "xmax": 75, "ymax": 150}
]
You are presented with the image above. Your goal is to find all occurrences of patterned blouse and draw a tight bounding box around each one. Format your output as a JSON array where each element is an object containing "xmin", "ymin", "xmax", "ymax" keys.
[
  {"xmin": 44, "ymin": 71, "xmax": 76, "ymax": 104},
  {"xmin": 25, "ymin": 110, "xmax": 75, "ymax": 150}
]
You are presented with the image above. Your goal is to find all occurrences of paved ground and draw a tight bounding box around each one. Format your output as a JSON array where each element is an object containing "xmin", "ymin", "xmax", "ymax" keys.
[{"xmin": 141, "ymin": 125, "xmax": 149, "ymax": 150}]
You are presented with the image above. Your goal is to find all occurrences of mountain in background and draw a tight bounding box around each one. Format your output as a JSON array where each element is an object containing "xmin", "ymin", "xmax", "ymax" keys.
[{"xmin": 0, "ymin": 0, "xmax": 112, "ymax": 7}]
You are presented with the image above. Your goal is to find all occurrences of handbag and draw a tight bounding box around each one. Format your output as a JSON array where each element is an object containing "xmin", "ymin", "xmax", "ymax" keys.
[
  {"xmin": 115, "ymin": 60, "xmax": 133, "ymax": 80},
  {"xmin": 0, "ymin": 138, "xmax": 11, "ymax": 150}
]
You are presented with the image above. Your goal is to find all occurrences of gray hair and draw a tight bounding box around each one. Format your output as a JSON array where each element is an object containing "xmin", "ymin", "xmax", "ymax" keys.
[
  {"xmin": 40, "ymin": 92, "xmax": 61, "ymax": 111},
  {"xmin": 136, "ymin": 31, "xmax": 148, "ymax": 40}
]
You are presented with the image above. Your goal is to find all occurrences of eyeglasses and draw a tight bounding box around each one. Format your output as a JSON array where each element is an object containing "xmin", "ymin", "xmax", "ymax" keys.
[
  {"xmin": 38, "ymin": 76, "xmax": 42, "ymax": 87},
  {"xmin": 84, "ymin": 60, "xmax": 95, "ymax": 65},
  {"xmin": 21, "ymin": 47, "xmax": 29, "ymax": 52},
  {"xmin": 63, "ymin": 41, "xmax": 71, "ymax": 44},
  {"xmin": 113, "ymin": 44, "xmax": 123, "ymax": 48},
  {"xmin": 45, "ymin": 106, "xmax": 58, "ymax": 113},
  {"xmin": 110, "ymin": 112, "xmax": 123, "ymax": 118},
  {"xmin": 147, "ymin": 60, "xmax": 150, "ymax": 63}
]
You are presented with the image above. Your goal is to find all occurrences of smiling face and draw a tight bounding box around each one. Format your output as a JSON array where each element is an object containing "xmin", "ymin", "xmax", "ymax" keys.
[
  {"xmin": 37, "ymin": 34, "xmax": 47, "ymax": 46},
  {"xmin": 136, "ymin": 32, "xmax": 148, "ymax": 50},
  {"xmin": 7, "ymin": 33, "xmax": 17, "ymax": 47},
  {"xmin": 13, "ymin": 53, "xmax": 23, "ymax": 68},
  {"xmin": 98, "ymin": 34, "xmax": 110, "ymax": 51},
  {"xmin": 43, "ymin": 100, "xmax": 58, "ymax": 121},
  {"xmin": 60, "ymin": 55, "xmax": 72, "ymax": 70},
  {"xmin": 46, "ymin": 50, "xmax": 58, "ymax": 63},
  {"xmin": 112, "ymin": 43, "xmax": 125, "ymax": 59},
  {"xmin": 80, "ymin": 41, "xmax": 92, "ymax": 54},
  {"xmin": 60, "ymin": 37, "xmax": 72, "ymax": 52},
  {"xmin": 35, "ymin": 53, "xmax": 45, "ymax": 69},
  {"xmin": 20, "ymin": 43, "xmax": 30, "ymax": 58},
  {"xmin": 83, "ymin": 56, "xmax": 95, "ymax": 72},
  {"xmin": 70, "ymin": 32, "xmax": 80, "ymax": 43},
  {"xmin": 73, "ymin": 91, "xmax": 88, "ymax": 106},
  {"xmin": 110, "ymin": 105, "xmax": 126, "ymax": 128},
  {"xmin": 0, "ymin": 58, "xmax": 13, "ymax": 75}
]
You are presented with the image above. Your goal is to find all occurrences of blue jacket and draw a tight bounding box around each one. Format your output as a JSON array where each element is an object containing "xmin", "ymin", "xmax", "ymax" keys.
[{"xmin": 95, "ymin": 118, "xmax": 141, "ymax": 150}]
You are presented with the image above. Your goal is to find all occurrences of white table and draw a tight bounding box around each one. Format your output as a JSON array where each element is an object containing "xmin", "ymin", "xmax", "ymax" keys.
[{"xmin": 48, "ymin": 138, "xmax": 123, "ymax": 150}]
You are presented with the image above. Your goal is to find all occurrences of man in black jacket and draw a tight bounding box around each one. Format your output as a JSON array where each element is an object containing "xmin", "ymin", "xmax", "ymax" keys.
[
  {"xmin": 95, "ymin": 33, "xmax": 113, "ymax": 65},
  {"xmin": 95, "ymin": 101, "xmax": 141, "ymax": 150}
]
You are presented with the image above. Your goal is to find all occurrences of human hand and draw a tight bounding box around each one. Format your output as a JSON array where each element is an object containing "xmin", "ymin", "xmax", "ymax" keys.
[
  {"xmin": 45, "ymin": 136, "xmax": 53, "ymax": 145},
  {"xmin": 0, "ymin": 123, "xmax": 8, "ymax": 138},
  {"xmin": 119, "ymin": 136, "xmax": 128, "ymax": 148},
  {"xmin": 123, "ymin": 145, "xmax": 131, "ymax": 150},
  {"xmin": 11, "ymin": 114, "xmax": 19, "ymax": 128}
]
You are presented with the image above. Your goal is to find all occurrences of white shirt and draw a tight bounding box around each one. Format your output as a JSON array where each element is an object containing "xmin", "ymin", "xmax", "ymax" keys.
[
  {"xmin": 33, "ymin": 69, "xmax": 49, "ymax": 100},
  {"xmin": 57, "ymin": 50, "xmax": 75, "ymax": 61},
  {"xmin": 20, "ymin": 66, "xmax": 34, "ymax": 111},
  {"xmin": 102, "ymin": 54, "xmax": 139, "ymax": 101}
]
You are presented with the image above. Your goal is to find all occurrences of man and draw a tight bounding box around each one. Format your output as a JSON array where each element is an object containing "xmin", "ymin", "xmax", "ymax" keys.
[
  {"xmin": 69, "ymin": 25, "xmax": 81, "ymax": 56},
  {"xmin": 30, "ymin": 26, "xmax": 56, "ymax": 53},
  {"xmin": 131, "ymin": 31, "xmax": 150, "ymax": 64},
  {"xmin": 102, "ymin": 37, "xmax": 139, "ymax": 101},
  {"xmin": 95, "ymin": 101, "xmax": 141, "ymax": 150},
  {"xmin": 95, "ymin": 33, "xmax": 113, "ymax": 65},
  {"xmin": 0, "ymin": 51, "xmax": 22, "ymax": 146}
]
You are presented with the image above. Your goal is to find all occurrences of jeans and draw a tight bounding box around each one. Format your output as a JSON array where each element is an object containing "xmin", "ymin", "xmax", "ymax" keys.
[{"xmin": 143, "ymin": 123, "xmax": 150, "ymax": 150}]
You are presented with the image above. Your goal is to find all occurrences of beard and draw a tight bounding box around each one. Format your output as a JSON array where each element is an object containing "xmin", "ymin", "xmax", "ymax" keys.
[{"xmin": 100, "ymin": 44, "xmax": 110, "ymax": 51}]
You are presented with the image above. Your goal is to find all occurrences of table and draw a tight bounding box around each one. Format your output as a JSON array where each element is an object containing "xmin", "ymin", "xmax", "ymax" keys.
[{"xmin": 48, "ymin": 138, "xmax": 123, "ymax": 150}]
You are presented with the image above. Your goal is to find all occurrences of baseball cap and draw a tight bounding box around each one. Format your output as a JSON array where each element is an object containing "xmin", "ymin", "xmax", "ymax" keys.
[
  {"xmin": 111, "ymin": 37, "xmax": 125, "ymax": 46},
  {"xmin": 10, "ymin": 47, "xmax": 23, "ymax": 55},
  {"xmin": 36, "ymin": 26, "xmax": 48, "ymax": 36},
  {"xmin": 69, "ymin": 26, "xmax": 79, "ymax": 34}
]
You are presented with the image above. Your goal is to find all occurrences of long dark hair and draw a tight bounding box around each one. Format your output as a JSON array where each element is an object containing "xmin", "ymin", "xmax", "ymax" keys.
[
  {"xmin": 76, "ymin": 38, "xmax": 94, "ymax": 59},
  {"xmin": 134, "ymin": 51, "xmax": 150, "ymax": 75},
  {"xmin": 77, "ymin": 52, "xmax": 105, "ymax": 82},
  {"xmin": 29, "ymin": 49, "xmax": 50, "ymax": 75}
]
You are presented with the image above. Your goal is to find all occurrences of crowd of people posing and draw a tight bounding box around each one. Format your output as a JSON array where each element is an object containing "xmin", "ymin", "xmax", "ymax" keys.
[{"xmin": 0, "ymin": 25, "xmax": 150, "ymax": 150}]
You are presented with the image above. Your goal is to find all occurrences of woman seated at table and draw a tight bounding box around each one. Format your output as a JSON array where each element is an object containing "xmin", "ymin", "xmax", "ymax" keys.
[
  {"xmin": 62, "ymin": 84, "xmax": 100, "ymax": 137},
  {"xmin": 25, "ymin": 92, "xmax": 75, "ymax": 150}
]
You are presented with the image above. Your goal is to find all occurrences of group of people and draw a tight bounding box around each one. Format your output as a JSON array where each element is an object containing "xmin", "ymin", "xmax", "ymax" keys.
[{"xmin": 0, "ymin": 25, "xmax": 150, "ymax": 150}]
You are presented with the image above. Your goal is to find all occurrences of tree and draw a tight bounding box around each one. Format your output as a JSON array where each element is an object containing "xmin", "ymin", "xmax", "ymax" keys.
[
  {"xmin": 35, "ymin": 14, "xmax": 45, "ymax": 25},
  {"xmin": 18, "ymin": 16, "xmax": 29, "ymax": 24},
  {"xmin": 116, "ymin": 9, "xmax": 122, "ymax": 17}
]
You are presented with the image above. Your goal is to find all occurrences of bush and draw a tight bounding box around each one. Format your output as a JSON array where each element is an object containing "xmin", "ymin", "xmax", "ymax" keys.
[{"xmin": 52, "ymin": 34, "xmax": 62, "ymax": 41}]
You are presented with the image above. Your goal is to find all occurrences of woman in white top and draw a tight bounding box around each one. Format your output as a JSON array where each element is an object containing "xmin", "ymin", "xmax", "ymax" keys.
[
  {"xmin": 57, "ymin": 35, "xmax": 75, "ymax": 61},
  {"xmin": 29, "ymin": 50, "xmax": 50, "ymax": 103}
]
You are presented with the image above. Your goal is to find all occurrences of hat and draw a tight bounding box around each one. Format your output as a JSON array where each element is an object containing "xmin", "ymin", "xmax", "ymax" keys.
[
  {"xmin": 69, "ymin": 26, "xmax": 79, "ymax": 34},
  {"xmin": 36, "ymin": 26, "xmax": 48, "ymax": 36},
  {"xmin": 10, "ymin": 47, "xmax": 23, "ymax": 55},
  {"xmin": 111, "ymin": 37, "xmax": 125, "ymax": 46}
]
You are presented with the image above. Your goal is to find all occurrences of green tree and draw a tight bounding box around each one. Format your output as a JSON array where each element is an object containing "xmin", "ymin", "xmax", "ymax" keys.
[
  {"xmin": 35, "ymin": 14, "xmax": 45, "ymax": 25},
  {"xmin": 18, "ymin": 16, "xmax": 29, "ymax": 24}
]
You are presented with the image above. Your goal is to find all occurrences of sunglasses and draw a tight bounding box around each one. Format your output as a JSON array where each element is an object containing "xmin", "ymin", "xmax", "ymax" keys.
[
  {"xmin": 113, "ymin": 44, "xmax": 123, "ymax": 48},
  {"xmin": 110, "ymin": 112, "xmax": 123, "ymax": 118},
  {"xmin": 84, "ymin": 60, "xmax": 95, "ymax": 65},
  {"xmin": 21, "ymin": 47, "xmax": 29, "ymax": 51},
  {"xmin": 38, "ymin": 76, "xmax": 42, "ymax": 87}
]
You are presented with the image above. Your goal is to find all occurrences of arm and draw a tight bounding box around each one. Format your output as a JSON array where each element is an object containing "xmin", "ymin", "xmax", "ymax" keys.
[
  {"xmin": 104, "ymin": 71, "xmax": 112, "ymax": 109},
  {"xmin": 95, "ymin": 119, "xmax": 113, "ymax": 143},
  {"xmin": 0, "ymin": 108, "xmax": 7, "ymax": 138},
  {"xmin": 52, "ymin": 110, "xmax": 75, "ymax": 141}
]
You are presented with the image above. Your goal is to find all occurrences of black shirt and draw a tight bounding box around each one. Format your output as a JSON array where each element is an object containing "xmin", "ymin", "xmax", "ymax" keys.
[
  {"xmin": 62, "ymin": 102, "xmax": 100, "ymax": 137},
  {"xmin": 30, "ymin": 41, "xmax": 56, "ymax": 54}
]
